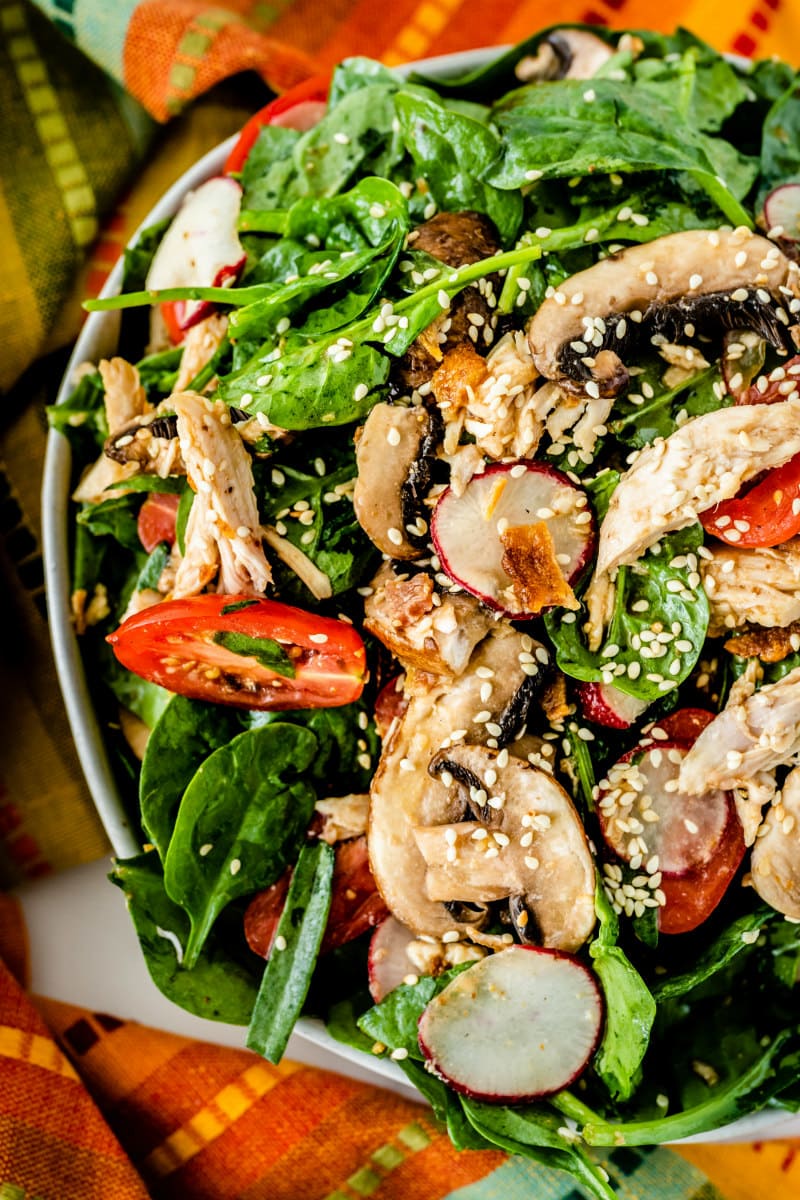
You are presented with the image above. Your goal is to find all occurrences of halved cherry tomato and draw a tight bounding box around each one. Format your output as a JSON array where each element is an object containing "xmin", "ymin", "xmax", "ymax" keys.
[
  {"xmin": 160, "ymin": 300, "xmax": 186, "ymax": 347},
  {"xmin": 244, "ymin": 835, "xmax": 388, "ymax": 956},
  {"xmin": 700, "ymin": 451, "xmax": 800, "ymax": 548},
  {"xmin": 223, "ymin": 73, "xmax": 330, "ymax": 176},
  {"xmin": 137, "ymin": 493, "xmax": 180, "ymax": 553},
  {"xmin": 373, "ymin": 674, "xmax": 407, "ymax": 740},
  {"xmin": 106, "ymin": 594, "xmax": 367, "ymax": 709},
  {"xmin": 737, "ymin": 355, "xmax": 800, "ymax": 405}
]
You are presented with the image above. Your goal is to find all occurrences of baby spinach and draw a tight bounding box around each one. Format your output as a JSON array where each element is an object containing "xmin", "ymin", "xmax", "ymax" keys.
[
  {"xmin": 394, "ymin": 90, "xmax": 522, "ymax": 243},
  {"xmin": 291, "ymin": 82, "xmax": 402, "ymax": 198},
  {"xmin": 357, "ymin": 966, "xmax": 471, "ymax": 1058},
  {"xmin": 759, "ymin": 77, "xmax": 800, "ymax": 204},
  {"xmin": 76, "ymin": 494, "xmax": 142, "ymax": 553},
  {"xmin": 102, "ymin": 647, "xmax": 172, "ymax": 730},
  {"xmin": 110, "ymin": 851, "xmax": 258, "ymax": 1024},
  {"xmin": 652, "ymin": 907, "xmax": 774, "ymax": 1001},
  {"xmin": 211, "ymin": 630, "xmax": 296, "ymax": 676},
  {"xmin": 249, "ymin": 701, "xmax": 379, "ymax": 793},
  {"xmin": 610, "ymin": 365, "xmax": 728, "ymax": 449},
  {"xmin": 241, "ymin": 124, "xmax": 301, "ymax": 210},
  {"xmin": 591, "ymin": 881, "xmax": 656, "ymax": 1102},
  {"xmin": 545, "ymin": 525, "xmax": 710, "ymax": 703},
  {"xmin": 247, "ymin": 839, "xmax": 335, "ymax": 1062},
  {"xmin": 132, "ymin": 541, "xmax": 170, "ymax": 595},
  {"xmin": 121, "ymin": 217, "xmax": 171, "ymax": 293},
  {"xmin": 164, "ymin": 722, "xmax": 318, "ymax": 967},
  {"xmin": 47, "ymin": 368, "xmax": 107, "ymax": 456},
  {"xmin": 139, "ymin": 695, "xmax": 242, "ymax": 860}
]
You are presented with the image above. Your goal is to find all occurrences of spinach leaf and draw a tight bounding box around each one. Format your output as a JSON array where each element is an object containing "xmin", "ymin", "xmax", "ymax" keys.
[
  {"xmin": 164, "ymin": 722, "xmax": 318, "ymax": 967},
  {"xmin": 325, "ymin": 997, "xmax": 376, "ymax": 1055},
  {"xmin": 211, "ymin": 630, "xmax": 296, "ymax": 677},
  {"xmin": 249, "ymin": 700, "xmax": 379, "ymax": 793},
  {"xmin": 47, "ymin": 369, "xmax": 107, "ymax": 456},
  {"xmin": 247, "ymin": 840, "xmax": 334, "ymax": 1062},
  {"xmin": 241, "ymin": 124, "xmax": 301, "ymax": 210},
  {"xmin": 139, "ymin": 695, "xmax": 243, "ymax": 860},
  {"xmin": 217, "ymin": 337, "xmax": 389, "ymax": 429},
  {"xmin": 460, "ymin": 1100, "xmax": 617, "ymax": 1200},
  {"xmin": 652, "ymin": 907, "xmax": 774, "ymax": 1000},
  {"xmin": 291, "ymin": 83, "xmax": 402, "ymax": 197},
  {"xmin": 135, "ymin": 346, "xmax": 183, "ymax": 400},
  {"xmin": 394, "ymin": 91, "xmax": 522, "ymax": 243},
  {"xmin": 545, "ymin": 525, "xmax": 710, "ymax": 703},
  {"xmin": 395, "ymin": 1057, "xmax": 450, "ymax": 1126},
  {"xmin": 590, "ymin": 880, "xmax": 656, "ymax": 1102},
  {"xmin": 121, "ymin": 217, "xmax": 171, "ymax": 293},
  {"xmin": 328, "ymin": 56, "xmax": 401, "ymax": 105},
  {"xmin": 175, "ymin": 487, "xmax": 193, "ymax": 556},
  {"xmin": 104, "ymin": 475, "xmax": 185, "ymax": 494},
  {"xmin": 610, "ymin": 365, "xmax": 728, "ymax": 449},
  {"xmin": 254, "ymin": 445, "xmax": 377, "ymax": 599},
  {"xmin": 110, "ymin": 851, "xmax": 258, "ymax": 1024},
  {"xmin": 759, "ymin": 77, "xmax": 800, "ymax": 203},
  {"xmin": 489, "ymin": 79, "xmax": 754, "ymax": 224},
  {"xmin": 133, "ymin": 541, "xmax": 170, "ymax": 594},
  {"xmin": 581, "ymin": 1030, "xmax": 797, "ymax": 1145},
  {"xmin": 357, "ymin": 966, "xmax": 472, "ymax": 1057},
  {"xmin": 76, "ymin": 495, "xmax": 142, "ymax": 552}
]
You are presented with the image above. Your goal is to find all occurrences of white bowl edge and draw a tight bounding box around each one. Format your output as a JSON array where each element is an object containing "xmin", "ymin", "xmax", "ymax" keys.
[{"xmin": 41, "ymin": 45, "xmax": 799, "ymax": 1145}]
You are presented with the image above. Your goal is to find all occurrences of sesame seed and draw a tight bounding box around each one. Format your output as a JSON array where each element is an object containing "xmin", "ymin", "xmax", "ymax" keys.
[
  {"xmin": 274, "ymin": 935, "xmax": 287, "ymax": 951},
  {"xmin": 199, "ymin": 843, "xmax": 213, "ymax": 857},
  {"xmin": 230, "ymin": 859, "xmax": 241, "ymax": 875}
]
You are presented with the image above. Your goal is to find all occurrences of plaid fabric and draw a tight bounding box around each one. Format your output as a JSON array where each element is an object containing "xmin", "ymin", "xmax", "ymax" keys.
[{"xmin": 2, "ymin": 1, "xmax": 800, "ymax": 1197}]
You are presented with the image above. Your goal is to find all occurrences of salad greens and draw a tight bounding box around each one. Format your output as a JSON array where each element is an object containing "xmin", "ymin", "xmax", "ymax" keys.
[{"xmin": 53, "ymin": 24, "xmax": 800, "ymax": 1198}]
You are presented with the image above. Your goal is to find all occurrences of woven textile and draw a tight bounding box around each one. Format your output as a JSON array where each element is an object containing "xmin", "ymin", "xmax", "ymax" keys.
[{"xmin": 3, "ymin": 2, "xmax": 800, "ymax": 1198}]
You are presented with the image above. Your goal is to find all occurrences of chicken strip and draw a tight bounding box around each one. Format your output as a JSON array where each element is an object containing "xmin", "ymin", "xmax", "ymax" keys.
[
  {"xmin": 751, "ymin": 765, "xmax": 800, "ymax": 918},
  {"xmin": 174, "ymin": 313, "xmax": 228, "ymax": 391},
  {"xmin": 72, "ymin": 357, "xmax": 151, "ymax": 504},
  {"xmin": 171, "ymin": 392, "xmax": 271, "ymax": 598},
  {"xmin": 678, "ymin": 665, "xmax": 800, "ymax": 843},
  {"xmin": 702, "ymin": 539, "xmax": 800, "ymax": 635}
]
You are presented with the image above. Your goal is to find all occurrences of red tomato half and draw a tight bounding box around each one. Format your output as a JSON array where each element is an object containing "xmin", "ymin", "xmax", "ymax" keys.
[
  {"xmin": 137, "ymin": 493, "xmax": 180, "ymax": 553},
  {"xmin": 223, "ymin": 74, "xmax": 330, "ymax": 175},
  {"xmin": 244, "ymin": 835, "xmax": 388, "ymax": 957},
  {"xmin": 700, "ymin": 451, "xmax": 800, "ymax": 549},
  {"xmin": 106, "ymin": 594, "xmax": 367, "ymax": 709},
  {"xmin": 160, "ymin": 300, "xmax": 186, "ymax": 347}
]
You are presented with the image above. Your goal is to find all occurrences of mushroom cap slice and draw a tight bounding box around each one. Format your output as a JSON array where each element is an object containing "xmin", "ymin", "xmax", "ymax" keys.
[
  {"xmin": 515, "ymin": 29, "xmax": 613, "ymax": 83},
  {"xmin": 526, "ymin": 229, "xmax": 800, "ymax": 386},
  {"xmin": 420, "ymin": 744, "xmax": 596, "ymax": 953},
  {"xmin": 751, "ymin": 766, "xmax": 800, "ymax": 918},
  {"xmin": 367, "ymin": 625, "xmax": 548, "ymax": 937},
  {"xmin": 353, "ymin": 403, "xmax": 435, "ymax": 559}
]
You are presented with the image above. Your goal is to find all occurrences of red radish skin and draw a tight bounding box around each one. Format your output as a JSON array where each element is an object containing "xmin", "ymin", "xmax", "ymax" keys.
[
  {"xmin": 577, "ymin": 680, "xmax": 649, "ymax": 730},
  {"xmin": 431, "ymin": 462, "xmax": 595, "ymax": 618},
  {"xmin": 146, "ymin": 176, "xmax": 246, "ymax": 334},
  {"xmin": 374, "ymin": 675, "xmax": 407, "ymax": 741},
  {"xmin": 368, "ymin": 916, "xmax": 418, "ymax": 1002},
  {"xmin": 764, "ymin": 183, "xmax": 800, "ymax": 243},
  {"xmin": 417, "ymin": 946, "xmax": 603, "ymax": 1103},
  {"xmin": 598, "ymin": 712, "xmax": 745, "ymax": 934}
]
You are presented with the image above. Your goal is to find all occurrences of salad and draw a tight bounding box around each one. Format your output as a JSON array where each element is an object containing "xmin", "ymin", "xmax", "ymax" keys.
[{"xmin": 50, "ymin": 24, "xmax": 800, "ymax": 1197}]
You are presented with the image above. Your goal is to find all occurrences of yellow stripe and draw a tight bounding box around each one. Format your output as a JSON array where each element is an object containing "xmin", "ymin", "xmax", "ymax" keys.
[
  {"xmin": 140, "ymin": 1058, "xmax": 300, "ymax": 1179},
  {"xmin": 382, "ymin": 0, "xmax": 463, "ymax": 66},
  {"xmin": 0, "ymin": 1023, "xmax": 79, "ymax": 1081},
  {"xmin": 0, "ymin": 177, "xmax": 45, "ymax": 391},
  {"xmin": 0, "ymin": 0, "xmax": 97, "ymax": 248},
  {"xmin": 321, "ymin": 1119, "xmax": 435, "ymax": 1200}
]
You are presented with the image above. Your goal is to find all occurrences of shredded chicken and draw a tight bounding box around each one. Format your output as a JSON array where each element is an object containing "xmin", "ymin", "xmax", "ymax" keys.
[
  {"xmin": 171, "ymin": 392, "xmax": 271, "ymax": 598},
  {"xmin": 678, "ymin": 665, "xmax": 800, "ymax": 844},
  {"xmin": 584, "ymin": 399, "xmax": 800, "ymax": 647},
  {"xmin": 702, "ymin": 540, "xmax": 800, "ymax": 635},
  {"xmin": 314, "ymin": 794, "xmax": 369, "ymax": 843},
  {"xmin": 72, "ymin": 357, "xmax": 152, "ymax": 503},
  {"xmin": 174, "ymin": 314, "xmax": 228, "ymax": 391},
  {"xmin": 751, "ymin": 766, "xmax": 800, "ymax": 918}
]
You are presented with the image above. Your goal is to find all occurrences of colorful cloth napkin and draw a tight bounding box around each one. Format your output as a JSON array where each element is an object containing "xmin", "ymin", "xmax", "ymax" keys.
[{"xmin": 3, "ymin": 2, "xmax": 800, "ymax": 1197}]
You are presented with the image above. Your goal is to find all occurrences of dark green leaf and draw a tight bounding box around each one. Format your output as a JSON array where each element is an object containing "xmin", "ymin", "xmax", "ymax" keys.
[
  {"xmin": 110, "ymin": 851, "xmax": 258, "ymax": 1024},
  {"xmin": 653, "ymin": 908, "xmax": 775, "ymax": 1000},
  {"xmin": 76, "ymin": 495, "xmax": 142, "ymax": 553},
  {"xmin": 122, "ymin": 218, "xmax": 171, "ymax": 294},
  {"xmin": 247, "ymin": 840, "xmax": 335, "ymax": 1062},
  {"xmin": 164, "ymin": 723, "xmax": 318, "ymax": 966},
  {"xmin": 357, "ymin": 966, "xmax": 471, "ymax": 1058},
  {"xmin": 176, "ymin": 487, "xmax": 194, "ymax": 556}
]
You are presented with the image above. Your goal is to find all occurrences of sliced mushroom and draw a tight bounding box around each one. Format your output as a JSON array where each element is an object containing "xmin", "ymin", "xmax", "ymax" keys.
[
  {"xmin": 527, "ymin": 229, "xmax": 800, "ymax": 391},
  {"xmin": 417, "ymin": 744, "xmax": 596, "ymax": 952},
  {"xmin": 751, "ymin": 766, "xmax": 800, "ymax": 918},
  {"xmin": 367, "ymin": 625, "xmax": 548, "ymax": 937},
  {"xmin": 515, "ymin": 29, "xmax": 614, "ymax": 83},
  {"xmin": 363, "ymin": 562, "xmax": 494, "ymax": 676},
  {"xmin": 353, "ymin": 403, "xmax": 438, "ymax": 558}
]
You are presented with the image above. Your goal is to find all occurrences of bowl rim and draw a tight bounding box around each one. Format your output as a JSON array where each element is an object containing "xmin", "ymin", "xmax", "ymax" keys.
[{"xmin": 41, "ymin": 42, "xmax": 793, "ymax": 1144}]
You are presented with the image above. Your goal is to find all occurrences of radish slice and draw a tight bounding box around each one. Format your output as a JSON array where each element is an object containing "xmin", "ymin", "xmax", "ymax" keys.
[
  {"xmin": 418, "ymin": 946, "xmax": 603, "ymax": 1102},
  {"xmin": 597, "ymin": 740, "xmax": 732, "ymax": 876},
  {"xmin": 764, "ymin": 183, "xmax": 800, "ymax": 242},
  {"xmin": 368, "ymin": 916, "xmax": 417, "ymax": 1002},
  {"xmin": 577, "ymin": 681, "xmax": 649, "ymax": 730},
  {"xmin": 431, "ymin": 462, "xmax": 595, "ymax": 618},
  {"xmin": 146, "ymin": 176, "xmax": 246, "ymax": 331}
]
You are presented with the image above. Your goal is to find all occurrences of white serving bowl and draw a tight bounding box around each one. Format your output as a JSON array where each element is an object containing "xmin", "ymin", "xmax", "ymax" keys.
[{"xmin": 42, "ymin": 46, "xmax": 800, "ymax": 1145}]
